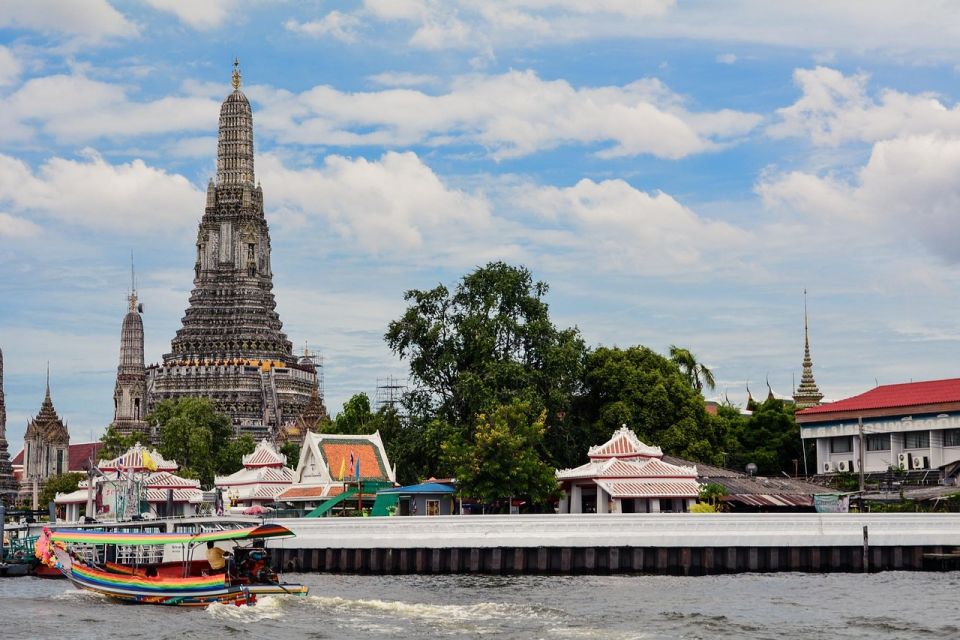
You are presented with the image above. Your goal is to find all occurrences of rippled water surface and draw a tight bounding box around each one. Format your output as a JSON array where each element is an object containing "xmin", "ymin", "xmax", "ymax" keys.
[{"xmin": 3, "ymin": 572, "xmax": 959, "ymax": 640}]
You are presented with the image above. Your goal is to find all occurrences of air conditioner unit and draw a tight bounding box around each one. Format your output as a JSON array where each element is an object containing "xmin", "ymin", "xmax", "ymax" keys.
[
  {"xmin": 898, "ymin": 452, "xmax": 911, "ymax": 469},
  {"xmin": 837, "ymin": 460, "xmax": 854, "ymax": 473},
  {"xmin": 822, "ymin": 461, "xmax": 836, "ymax": 473},
  {"xmin": 912, "ymin": 455, "xmax": 928, "ymax": 470}
]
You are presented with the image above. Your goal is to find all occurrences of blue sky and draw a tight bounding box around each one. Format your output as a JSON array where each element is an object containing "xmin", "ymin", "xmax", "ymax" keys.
[{"xmin": 4, "ymin": 0, "xmax": 960, "ymax": 454}]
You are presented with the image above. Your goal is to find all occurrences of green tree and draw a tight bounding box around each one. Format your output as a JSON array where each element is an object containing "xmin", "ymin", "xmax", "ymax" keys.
[
  {"xmin": 669, "ymin": 345, "xmax": 716, "ymax": 393},
  {"xmin": 98, "ymin": 425, "xmax": 139, "ymax": 461},
  {"xmin": 385, "ymin": 262, "xmax": 586, "ymax": 471},
  {"xmin": 727, "ymin": 398, "xmax": 803, "ymax": 475},
  {"xmin": 442, "ymin": 400, "xmax": 558, "ymax": 509},
  {"xmin": 574, "ymin": 346, "xmax": 723, "ymax": 465},
  {"xmin": 332, "ymin": 393, "xmax": 376, "ymax": 434},
  {"xmin": 279, "ymin": 442, "xmax": 300, "ymax": 471},
  {"xmin": 148, "ymin": 397, "xmax": 237, "ymax": 488},
  {"xmin": 40, "ymin": 472, "xmax": 83, "ymax": 509}
]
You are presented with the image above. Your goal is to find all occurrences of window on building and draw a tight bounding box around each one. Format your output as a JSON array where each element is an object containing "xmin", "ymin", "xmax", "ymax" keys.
[
  {"xmin": 830, "ymin": 437, "xmax": 853, "ymax": 453},
  {"xmin": 903, "ymin": 431, "xmax": 930, "ymax": 449},
  {"xmin": 426, "ymin": 499, "xmax": 440, "ymax": 516},
  {"xmin": 57, "ymin": 449, "xmax": 64, "ymax": 475},
  {"xmin": 945, "ymin": 429, "xmax": 960, "ymax": 447},
  {"xmin": 866, "ymin": 434, "xmax": 890, "ymax": 451}
]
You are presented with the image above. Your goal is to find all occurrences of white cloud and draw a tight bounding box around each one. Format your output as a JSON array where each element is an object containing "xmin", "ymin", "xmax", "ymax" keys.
[
  {"xmin": 260, "ymin": 151, "xmax": 493, "ymax": 255},
  {"xmin": 758, "ymin": 134, "xmax": 960, "ymax": 262},
  {"xmin": 0, "ymin": 0, "xmax": 137, "ymax": 40},
  {"xmin": 255, "ymin": 70, "xmax": 760, "ymax": 159},
  {"xmin": 367, "ymin": 72, "xmax": 438, "ymax": 87},
  {"xmin": 0, "ymin": 46, "xmax": 22, "ymax": 86},
  {"xmin": 0, "ymin": 150, "xmax": 202, "ymax": 234},
  {"xmin": 716, "ymin": 53, "xmax": 737, "ymax": 64},
  {"xmin": 512, "ymin": 177, "xmax": 750, "ymax": 273},
  {"xmin": 144, "ymin": 0, "xmax": 234, "ymax": 30},
  {"xmin": 284, "ymin": 11, "xmax": 362, "ymax": 42},
  {"xmin": 0, "ymin": 74, "xmax": 219, "ymax": 143},
  {"xmin": 769, "ymin": 67, "xmax": 960, "ymax": 146},
  {"xmin": 0, "ymin": 212, "xmax": 41, "ymax": 238}
]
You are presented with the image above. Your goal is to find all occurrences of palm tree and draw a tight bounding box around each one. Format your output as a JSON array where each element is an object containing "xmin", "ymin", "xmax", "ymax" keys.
[{"xmin": 669, "ymin": 345, "xmax": 716, "ymax": 393}]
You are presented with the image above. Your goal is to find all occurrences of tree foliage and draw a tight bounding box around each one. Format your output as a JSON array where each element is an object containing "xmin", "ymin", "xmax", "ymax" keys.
[
  {"xmin": 669, "ymin": 345, "xmax": 716, "ymax": 393},
  {"xmin": 279, "ymin": 442, "xmax": 300, "ymax": 471},
  {"xmin": 98, "ymin": 425, "xmax": 139, "ymax": 461},
  {"xmin": 148, "ymin": 397, "xmax": 251, "ymax": 488},
  {"xmin": 724, "ymin": 398, "xmax": 807, "ymax": 475},
  {"xmin": 40, "ymin": 472, "xmax": 83, "ymax": 508},
  {"xmin": 442, "ymin": 400, "xmax": 558, "ymax": 508}
]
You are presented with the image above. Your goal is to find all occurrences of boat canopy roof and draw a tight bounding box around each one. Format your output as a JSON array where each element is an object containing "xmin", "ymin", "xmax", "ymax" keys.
[{"xmin": 49, "ymin": 523, "xmax": 294, "ymax": 546}]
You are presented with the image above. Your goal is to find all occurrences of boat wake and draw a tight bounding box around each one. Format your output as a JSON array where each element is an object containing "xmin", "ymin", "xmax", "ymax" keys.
[{"xmin": 206, "ymin": 595, "xmax": 285, "ymax": 623}]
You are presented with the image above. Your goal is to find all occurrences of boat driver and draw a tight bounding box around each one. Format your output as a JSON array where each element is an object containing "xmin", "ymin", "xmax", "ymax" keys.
[{"xmin": 206, "ymin": 541, "xmax": 232, "ymax": 575}]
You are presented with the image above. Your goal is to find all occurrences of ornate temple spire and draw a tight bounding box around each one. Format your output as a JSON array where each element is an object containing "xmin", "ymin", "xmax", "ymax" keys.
[
  {"xmin": 793, "ymin": 289, "xmax": 824, "ymax": 409},
  {"xmin": 217, "ymin": 58, "xmax": 255, "ymax": 187}
]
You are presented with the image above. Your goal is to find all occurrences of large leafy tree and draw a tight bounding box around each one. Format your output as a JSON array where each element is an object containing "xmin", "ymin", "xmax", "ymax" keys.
[
  {"xmin": 385, "ymin": 262, "xmax": 586, "ymax": 477},
  {"xmin": 727, "ymin": 398, "xmax": 806, "ymax": 475},
  {"xmin": 442, "ymin": 400, "xmax": 558, "ymax": 509},
  {"xmin": 148, "ymin": 397, "xmax": 253, "ymax": 488},
  {"xmin": 332, "ymin": 393, "xmax": 377, "ymax": 434},
  {"xmin": 574, "ymin": 346, "xmax": 724, "ymax": 465}
]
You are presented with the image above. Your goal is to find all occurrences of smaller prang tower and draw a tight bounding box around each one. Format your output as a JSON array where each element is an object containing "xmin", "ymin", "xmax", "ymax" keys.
[
  {"xmin": 0, "ymin": 347, "xmax": 19, "ymax": 505},
  {"xmin": 111, "ymin": 263, "xmax": 148, "ymax": 439},
  {"xmin": 793, "ymin": 290, "xmax": 824, "ymax": 409}
]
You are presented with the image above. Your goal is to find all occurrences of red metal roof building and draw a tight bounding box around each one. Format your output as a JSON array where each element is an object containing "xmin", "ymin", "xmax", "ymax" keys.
[
  {"xmin": 796, "ymin": 378, "xmax": 960, "ymax": 476},
  {"xmin": 556, "ymin": 426, "xmax": 700, "ymax": 514}
]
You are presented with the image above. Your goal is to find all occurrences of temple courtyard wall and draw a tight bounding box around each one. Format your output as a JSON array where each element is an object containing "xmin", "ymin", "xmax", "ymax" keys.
[{"xmin": 267, "ymin": 512, "xmax": 960, "ymax": 575}]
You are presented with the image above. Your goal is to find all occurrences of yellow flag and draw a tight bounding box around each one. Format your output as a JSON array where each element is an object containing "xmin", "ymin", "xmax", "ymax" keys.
[
  {"xmin": 142, "ymin": 449, "xmax": 158, "ymax": 471},
  {"xmin": 338, "ymin": 457, "xmax": 346, "ymax": 481}
]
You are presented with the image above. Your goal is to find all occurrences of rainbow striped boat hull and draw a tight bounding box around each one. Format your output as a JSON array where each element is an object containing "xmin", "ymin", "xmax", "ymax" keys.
[{"xmin": 52, "ymin": 548, "xmax": 307, "ymax": 607}]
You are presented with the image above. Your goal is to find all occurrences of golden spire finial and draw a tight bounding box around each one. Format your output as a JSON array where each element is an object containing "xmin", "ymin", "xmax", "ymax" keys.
[{"xmin": 232, "ymin": 57, "xmax": 241, "ymax": 90}]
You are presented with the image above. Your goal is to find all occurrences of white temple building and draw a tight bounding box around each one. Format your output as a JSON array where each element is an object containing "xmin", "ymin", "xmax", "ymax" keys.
[
  {"xmin": 215, "ymin": 439, "xmax": 293, "ymax": 508},
  {"xmin": 56, "ymin": 444, "xmax": 203, "ymax": 522},
  {"xmin": 556, "ymin": 426, "xmax": 701, "ymax": 514}
]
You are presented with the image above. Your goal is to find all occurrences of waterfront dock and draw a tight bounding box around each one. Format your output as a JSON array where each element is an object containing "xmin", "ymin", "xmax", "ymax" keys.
[{"xmin": 267, "ymin": 513, "xmax": 960, "ymax": 575}]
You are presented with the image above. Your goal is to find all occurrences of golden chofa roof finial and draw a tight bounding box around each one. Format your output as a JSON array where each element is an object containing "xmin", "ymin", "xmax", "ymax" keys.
[{"xmin": 232, "ymin": 57, "xmax": 241, "ymax": 90}]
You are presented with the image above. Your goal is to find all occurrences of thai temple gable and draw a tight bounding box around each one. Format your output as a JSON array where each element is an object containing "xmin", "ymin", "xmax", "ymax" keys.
[
  {"xmin": 242, "ymin": 438, "xmax": 287, "ymax": 468},
  {"xmin": 20, "ymin": 370, "xmax": 71, "ymax": 503},
  {"xmin": 145, "ymin": 60, "xmax": 321, "ymax": 442},
  {"xmin": 97, "ymin": 444, "xmax": 177, "ymax": 473},
  {"xmin": 279, "ymin": 431, "xmax": 396, "ymax": 503},
  {"xmin": 587, "ymin": 425, "xmax": 663, "ymax": 460},
  {"xmin": 215, "ymin": 439, "xmax": 294, "ymax": 506},
  {"xmin": 0, "ymin": 346, "xmax": 17, "ymax": 504},
  {"xmin": 793, "ymin": 291, "xmax": 824, "ymax": 409}
]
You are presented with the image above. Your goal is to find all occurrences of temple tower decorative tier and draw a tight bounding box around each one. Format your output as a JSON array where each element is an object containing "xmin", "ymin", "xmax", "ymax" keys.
[
  {"xmin": 111, "ymin": 274, "xmax": 148, "ymax": 438},
  {"xmin": 0, "ymin": 347, "xmax": 19, "ymax": 505},
  {"xmin": 793, "ymin": 291, "xmax": 824, "ymax": 409},
  {"xmin": 147, "ymin": 61, "xmax": 320, "ymax": 441}
]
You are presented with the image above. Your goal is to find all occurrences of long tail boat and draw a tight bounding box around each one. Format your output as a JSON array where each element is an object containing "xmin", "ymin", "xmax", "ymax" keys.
[{"xmin": 36, "ymin": 524, "xmax": 308, "ymax": 606}]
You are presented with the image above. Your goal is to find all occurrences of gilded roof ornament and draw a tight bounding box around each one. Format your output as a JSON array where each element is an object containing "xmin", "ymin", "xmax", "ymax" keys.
[{"xmin": 232, "ymin": 57, "xmax": 241, "ymax": 90}]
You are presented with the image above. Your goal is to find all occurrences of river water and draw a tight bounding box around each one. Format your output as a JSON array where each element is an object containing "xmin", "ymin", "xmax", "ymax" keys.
[{"xmin": 4, "ymin": 572, "xmax": 959, "ymax": 640}]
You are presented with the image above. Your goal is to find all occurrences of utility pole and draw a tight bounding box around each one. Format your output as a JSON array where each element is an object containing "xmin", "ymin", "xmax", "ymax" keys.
[{"xmin": 858, "ymin": 417, "xmax": 866, "ymax": 495}]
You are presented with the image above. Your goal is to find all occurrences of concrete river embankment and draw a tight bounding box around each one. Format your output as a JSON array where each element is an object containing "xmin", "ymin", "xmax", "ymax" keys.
[{"xmin": 265, "ymin": 512, "xmax": 960, "ymax": 575}]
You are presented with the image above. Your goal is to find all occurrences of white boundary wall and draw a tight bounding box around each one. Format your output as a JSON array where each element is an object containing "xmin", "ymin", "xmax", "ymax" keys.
[{"xmin": 269, "ymin": 513, "xmax": 960, "ymax": 549}]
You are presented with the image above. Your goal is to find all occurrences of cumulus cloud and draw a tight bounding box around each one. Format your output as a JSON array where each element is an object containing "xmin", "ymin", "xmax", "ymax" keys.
[
  {"xmin": 0, "ymin": 74, "xmax": 219, "ymax": 143},
  {"xmin": 259, "ymin": 151, "xmax": 493, "ymax": 256},
  {"xmin": 255, "ymin": 70, "xmax": 760, "ymax": 159},
  {"xmin": 0, "ymin": 46, "xmax": 21, "ymax": 86},
  {"xmin": 144, "ymin": 0, "xmax": 235, "ymax": 29},
  {"xmin": 758, "ymin": 135, "xmax": 960, "ymax": 262},
  {"xmin": 367, "ymin": 72, "xmax": 438, "ymax": 87},
  {"xmin": 0, "ymin": 0, "xmax": 137, "ymax": 40},
  {"xmin": 769, "ymin": 66, "xmax": 960, "ymax": 146},
  {"xmin": 0, "ymin": 150, "xmax": 202, "ymax": 234},
  {"xmin": 284, "ymin": 11, "xmax": 363, "ymax": 42},
  {"xmin": 512, "ymin": 177, "xmax": 749, "ymax": 273},
  {"xmin": 0, "ymin": 212, "xmax": 41, "ymax": 238}
]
